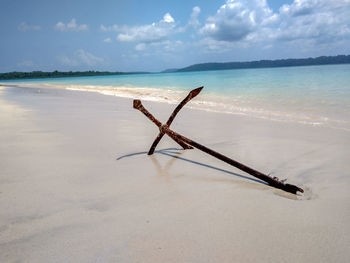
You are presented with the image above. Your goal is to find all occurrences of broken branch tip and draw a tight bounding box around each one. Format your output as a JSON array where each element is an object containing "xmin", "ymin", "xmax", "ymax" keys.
[{"xmin": 133, "ymin": 99, "xmax": 142, "ymax": 110}]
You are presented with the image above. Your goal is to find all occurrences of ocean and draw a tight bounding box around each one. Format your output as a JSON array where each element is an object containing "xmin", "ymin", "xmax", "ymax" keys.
[{"xmin": 2, "ymin": 64, "xmax": 350, "ymax": 131}]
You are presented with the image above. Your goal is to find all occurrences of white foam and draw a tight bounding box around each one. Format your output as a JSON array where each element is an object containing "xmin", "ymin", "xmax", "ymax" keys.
[{"xmin": 5, "ymin": 82, "xmax": 350, "ymax": 132}]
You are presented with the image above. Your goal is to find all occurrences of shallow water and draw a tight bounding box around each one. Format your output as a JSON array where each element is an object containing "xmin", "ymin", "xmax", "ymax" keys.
[{"xmin": 2, "ymin": 64, "xmax": 350, "ymax": 131}]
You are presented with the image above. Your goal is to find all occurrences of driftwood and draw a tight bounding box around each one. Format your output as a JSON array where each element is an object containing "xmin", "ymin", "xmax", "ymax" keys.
[
  {"xmin": 133, "ymin": 87, "xmax": 304, "ymax": 195},
  {"xmin": 147, "ymin": 87, "xmax": 203, "ymax": 154}
]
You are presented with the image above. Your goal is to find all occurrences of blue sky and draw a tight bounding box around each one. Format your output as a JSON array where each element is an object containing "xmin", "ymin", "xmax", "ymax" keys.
[{"xmin": 1, "ymin": 0, "xmax": 350, "ymax": 72}]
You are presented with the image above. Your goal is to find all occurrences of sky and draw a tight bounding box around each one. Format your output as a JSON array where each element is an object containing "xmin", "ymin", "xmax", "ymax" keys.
[{"xmin": 1, "ymin": 0, "xmax": 350, "ymax": 72}]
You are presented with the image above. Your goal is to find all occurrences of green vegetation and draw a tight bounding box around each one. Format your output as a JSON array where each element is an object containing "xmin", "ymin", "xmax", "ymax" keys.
[
  {"xmin": 1, "ymin": 55, "xmax": 350, "ymax": 80},
  {"xmin": 0, "ymin": 70, "xmax": 147, "ymax": 80},
  {"xmin": 176, "ymin": 55, "xmax": 350, "ymax": 72}
]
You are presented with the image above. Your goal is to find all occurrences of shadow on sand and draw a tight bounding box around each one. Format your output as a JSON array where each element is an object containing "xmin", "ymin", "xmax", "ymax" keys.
[{"xmin": 117, "ymin": 148, "xmax": 267, "ymax": 186}]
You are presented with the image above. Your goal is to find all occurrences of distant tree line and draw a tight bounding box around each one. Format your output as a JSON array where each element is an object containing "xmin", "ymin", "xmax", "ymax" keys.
[
  {"xmin": 1, "ymin": 55, "xmax": 350, "ymax": 80},
  {"xmin": 0, "ymin": 70, "xmax": 146, "ymax": 80},
  {"xmin": 176, "ymin": 55, "xmax": 350, "ymax": 72}
]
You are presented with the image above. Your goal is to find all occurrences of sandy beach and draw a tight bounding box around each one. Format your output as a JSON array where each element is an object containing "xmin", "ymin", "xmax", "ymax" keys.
[{"xmin": 1, "ymin": 85, "xmax": 350, "ymax": 262}]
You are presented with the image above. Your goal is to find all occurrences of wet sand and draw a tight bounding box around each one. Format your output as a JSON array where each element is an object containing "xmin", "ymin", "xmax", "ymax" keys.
[{"xmin": 1, "ymin": 85, "xmax": 349, "ymax": 262}]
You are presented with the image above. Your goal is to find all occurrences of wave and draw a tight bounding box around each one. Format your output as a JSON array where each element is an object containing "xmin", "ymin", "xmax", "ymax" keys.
[
  {"xmin": 3, "ymin": 82, "xmax": 350, "ymax": 132},
  {"xmin": 65, "ymin": 84, "xmax": 350, "ymax": 131}
]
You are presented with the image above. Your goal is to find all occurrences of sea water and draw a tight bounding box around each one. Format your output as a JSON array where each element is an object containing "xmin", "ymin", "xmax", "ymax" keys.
[{"xmin": 3, "ymin": 64, "xmax": 350, "ymax": 131}]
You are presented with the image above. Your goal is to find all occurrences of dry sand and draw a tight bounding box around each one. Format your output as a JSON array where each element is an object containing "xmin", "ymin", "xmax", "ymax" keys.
[{"xmin": 0, "ymin": 85, "xmax": 349, "ymax": 262}]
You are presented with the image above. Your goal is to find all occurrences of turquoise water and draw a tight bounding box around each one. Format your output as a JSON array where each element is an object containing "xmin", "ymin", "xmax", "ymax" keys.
[{"xmin": 3, "ymin": 64, "xmax": 350, "ymax": 130}]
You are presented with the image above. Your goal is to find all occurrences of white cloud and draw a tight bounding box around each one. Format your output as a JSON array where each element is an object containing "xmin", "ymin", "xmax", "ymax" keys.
[
  {"xmin": 103, "ymin": 37, "xmax": 112, "ymax": 43},
  {"xmin": 58, "ymin": 49, "xmax": 104, "ymax": 67},
  {"xmin": 275, "ymin": 0, "xmax": 350, "ymax": 43},
  {"xmin": 76, "ymin": 49, "xmax": 103, "ymax": 65},
  {"xmin": 135, "ymin": 40, "xmax": 184, "ymax": 54},
  {"xmin": 279, "ymin": 0, "xmax": 319, "ymax": 17},
  {"xmin": 117, "ymin": 13, "xmax": 176, "ymax": 43},
  {"xmin": 18, "ymin": 22, "xmax": 41, "ymax": 32},
  {"xmin": 100, "ymin": 24, "xmax": 119, "ymax": 32},
  {"xmin": 135, "ymin": 43, "xmax": 147, "ymax": 51},
  {"xmin": 54, "ymin": 18, "xmax": 88, "ymax": 32},
  {"xmin": 188, "ymin": 6, "xmax": 201, "ymax": 28},
  {"xmin": 200, "ymin": 0, "xmax": 275, "ymax": 42},
  {"xmin": 58, "ymin": 55, "xmax": 78, "ymax": 67},
  {"xmin": 161, "ymin": 40, "xmax": 184, "ymax": 52},
  {"xmin": 163, "ymin": 13, "xmax": 175, "ymax": 23},
  {"xmin": 197, "ymin": 37, "xmax": 236, "ymax": 53},
  {"xmin": 197, "ymin": 0, "xmax": 350, "ymax": 51},
  {"xmin": 176, "ymin": 6, "xmax": 202, "ymax": 33}
]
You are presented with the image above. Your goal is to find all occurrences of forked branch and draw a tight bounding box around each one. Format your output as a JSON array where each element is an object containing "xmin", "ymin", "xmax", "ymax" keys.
[{"xmin": 133, "ymin": 88, "xmax": 304, "ymax": 195}]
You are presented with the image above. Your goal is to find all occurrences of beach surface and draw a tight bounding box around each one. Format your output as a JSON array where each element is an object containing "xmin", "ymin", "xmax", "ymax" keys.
[{"xmin": 1, "ymin": 85, "xmax": 349, "ymax": 262}]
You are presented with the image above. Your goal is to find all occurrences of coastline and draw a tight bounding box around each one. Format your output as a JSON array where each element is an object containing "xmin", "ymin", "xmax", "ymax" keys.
[
  {"xmin": 1, "ymin": 55, "xmax": 349, "ymax": 80},
  {"xmin": 1, "ymin": 85, "xmax": 350, "ymax": 262},
  {"xmin": 2, "ymin": 76, "xmax": 350, "ymax": 133}
]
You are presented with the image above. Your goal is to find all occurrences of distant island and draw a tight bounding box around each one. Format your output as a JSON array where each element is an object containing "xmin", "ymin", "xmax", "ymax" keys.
[
  {"xmin": 167, "ymin": 54, "xmax": 350, "ymax": 73},
  {"xmin": 0, "ymin": 70, "xmax": 147, "ymax": 80},
  {"xmin": 1, "ymin": 55, "xmax": 350, "ymax": 80}
]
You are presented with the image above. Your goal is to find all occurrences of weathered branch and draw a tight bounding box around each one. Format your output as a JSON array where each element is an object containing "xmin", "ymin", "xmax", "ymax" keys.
[
  {"xmin": 133, "ymin": 100, "xmax": 191, "ymax": 152},
  {"xmin": 133, "ymin": 92, "xmax": 304, "ymax": 195},
  {"xmin": 148, "ymin": 87, "xmax": 203, "ymax": 155}
]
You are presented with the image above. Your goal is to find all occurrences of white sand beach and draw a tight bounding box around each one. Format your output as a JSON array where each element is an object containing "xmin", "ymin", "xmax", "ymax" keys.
[{"xmin": 1, "ymin": 85, "xmax": 350, "ymax": 262}]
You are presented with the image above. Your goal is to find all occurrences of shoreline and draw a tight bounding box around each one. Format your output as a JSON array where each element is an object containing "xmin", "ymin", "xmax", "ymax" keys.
[
  {"xmin": 2, "ymin": 81, "xmax": 350, "ymax": 132},
  {"xmin": 1, "ymin": 85, "xmax": 350, "ymax": 262}
]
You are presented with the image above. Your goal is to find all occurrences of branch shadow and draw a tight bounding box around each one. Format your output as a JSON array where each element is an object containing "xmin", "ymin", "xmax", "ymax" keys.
[
  {"xmin": 117, "ymin": 148, "xmax": 267, "ymax": 186},
  {"xmin": 116, "ymin": 147, "xmax": 183, "ymax": 161}
]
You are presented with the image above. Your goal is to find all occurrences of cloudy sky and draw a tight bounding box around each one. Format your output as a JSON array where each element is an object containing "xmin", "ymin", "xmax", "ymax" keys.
[{"xmin": 1, "ymin": 0, "xmax": 350, "ymax": 72}]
